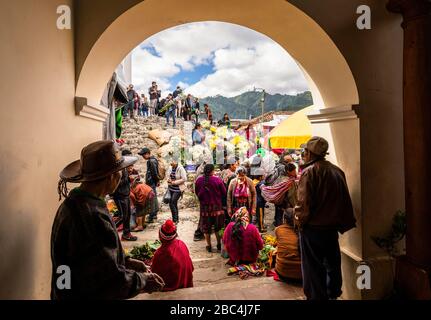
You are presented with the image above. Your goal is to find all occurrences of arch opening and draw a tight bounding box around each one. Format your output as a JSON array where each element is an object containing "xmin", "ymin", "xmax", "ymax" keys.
[{"xmin": 75, "ymin": 0, "xmax": 358, "ymax": 110}]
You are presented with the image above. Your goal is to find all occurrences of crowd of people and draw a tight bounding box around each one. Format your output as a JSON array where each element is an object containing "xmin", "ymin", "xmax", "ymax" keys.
[
  {"xmin": 190, "ymin": 135, "xmax": 355, "ymax": 300},
  {"xmin": 51, "ymin": 102, "xmax": 356, "ymax": 300},
  {"xmin": 123, "ymin": 81, "xmax": 220, "ymax": 128}
]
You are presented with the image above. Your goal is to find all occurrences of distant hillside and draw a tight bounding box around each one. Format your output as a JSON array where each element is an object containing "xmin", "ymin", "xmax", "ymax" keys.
[{"xmin": 200, "ymin": 91, "xmax": 313, "ymax": 120}]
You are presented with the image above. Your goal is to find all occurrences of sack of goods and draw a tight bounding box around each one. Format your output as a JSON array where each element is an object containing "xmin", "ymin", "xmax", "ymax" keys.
[
  {"xmin": 261, "ymin": 179, "xmax": 294, "ymax": 206},
  {"xmin": 148, "ymin": 129, "xmax": 172, "ymax": 146}
]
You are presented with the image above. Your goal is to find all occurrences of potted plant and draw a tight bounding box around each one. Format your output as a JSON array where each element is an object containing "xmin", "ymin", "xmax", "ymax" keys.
[
  {"xmin": 372, "ymin": 210, "xmax": 406, "ymax": 257},
  {"xmin": 372, "ymin": 210, "xmax": 406, "ymax": 299}
]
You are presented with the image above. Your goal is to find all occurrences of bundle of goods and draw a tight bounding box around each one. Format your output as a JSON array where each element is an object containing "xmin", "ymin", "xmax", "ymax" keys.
[
  {"xmin": 148, "ymin": 129, "xmax": 172, "ymax": 147},
  {"xmin": 261, "ymin": 179, "xmax": 294, "ymax": 206},
  {"xmin": 227, "ymin": 263, "xmax": 266, "ymax": 279}
]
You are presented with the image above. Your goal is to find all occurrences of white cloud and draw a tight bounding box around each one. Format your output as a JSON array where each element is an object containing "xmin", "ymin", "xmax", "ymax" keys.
[
  {"xmin": 130, "ymin": 21, "xmax": 308, "ymax": 98},
  {"xmin": 177, "ymin": 81, "xmax": 190, "ymax": 89}
]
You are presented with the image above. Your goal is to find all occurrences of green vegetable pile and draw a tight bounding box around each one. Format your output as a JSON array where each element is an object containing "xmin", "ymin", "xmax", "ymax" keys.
[
  {"xmin": 218, "ymin": 227, "xmax": 225, "ymax": 238},
  {"xmin": 258, "ymin": 244, "xmax": 276, "ymax": 270},
  {"xmin": 128, "ymin": 240, "xmax": 161, "ymax": 261}
]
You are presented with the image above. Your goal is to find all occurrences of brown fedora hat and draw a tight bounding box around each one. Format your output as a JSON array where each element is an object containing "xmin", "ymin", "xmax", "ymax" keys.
[{"xmin": 60, "ymin": 140, "xmax": 138, "ymax": 183}]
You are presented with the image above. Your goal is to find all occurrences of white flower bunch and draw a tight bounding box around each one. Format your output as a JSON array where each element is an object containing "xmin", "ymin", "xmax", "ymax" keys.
[
  {"xmin": 170, "ymin": 136, "xmax": 182, "ymax": 150},
  {"xmin": 200, "ymin": 120, "xmax": 211, "ymax": 130},
  {"xmin": 215, "ymin": 126, "xmax": 228, "ymax": 139},
  {"xmin": 224, "ymin": 141, "xmax": 236, "ymax": 158},
  {"xmin": 237, "ymin": 140, "xmax": 252, "ymax": 157},
  {"xmin": 225, "ymin": 129, "xmax": 236, "ymax": 141},
  {"xmin": 190, "ymin": 144, "xmax": 212, "ymax": 164},
  {"xmin": 261, "ymin": 153, "xmax": 276, "ymax": 175}
]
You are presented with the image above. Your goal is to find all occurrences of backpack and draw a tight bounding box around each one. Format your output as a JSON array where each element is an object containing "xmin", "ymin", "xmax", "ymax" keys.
[{"xmin": 155, "ymin": 157, "xmax": 166, "ymax": 181}]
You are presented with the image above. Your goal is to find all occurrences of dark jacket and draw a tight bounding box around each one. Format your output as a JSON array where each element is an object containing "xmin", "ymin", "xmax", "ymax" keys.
[
  {"xmin": 50, "ymin": 188, "xmax": 147, "ymax": 300},
  {"xmin": 173, "ymin": 89, "xmax": 182, "ymax": 99},
  {"xmin": 112, "ymin": 168, "xmax": 130, "ymax": 198},
  {"xmin": 256, "ymin": 180, "xmax": 266, "ymax": 208},
  {"xmin": 184, "ymin": 97, "xmax": 193, "ymax": 108},
  {"xmin": 145, "ymin": 156, "xmax": 160, "ymax": 186},
  {"xmin": 127, "ymin": 89, "xmax": 135, "ymax": 102},
  {"xmin": 294, "ymin": 159, "xmax": 356, "ymax": 234},
  {"xmin": 149, "ymin": 86, "xmax": 160, "ymax": 100}
]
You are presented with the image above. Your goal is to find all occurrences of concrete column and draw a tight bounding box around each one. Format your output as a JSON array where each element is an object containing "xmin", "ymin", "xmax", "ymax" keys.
[
  {"xmin": 387, "ymin": 0, "xmax": 431, "ymax": 299},
  {"xmin": 308, "ymin": 106, "xmax": 366, "ymax": 299}
]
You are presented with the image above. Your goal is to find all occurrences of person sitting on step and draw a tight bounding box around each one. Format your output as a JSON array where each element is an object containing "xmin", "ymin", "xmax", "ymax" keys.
[
  {"xmin": 275, "ymin": 210, "xmax": 303, "ymax": 282},
  {"xmin": 222, "ymin": 207, "xmax": 264, "ymax": 266},
  {"xmin": 151, "ymin": 220, "xmax": 194, "ymax": 292}
]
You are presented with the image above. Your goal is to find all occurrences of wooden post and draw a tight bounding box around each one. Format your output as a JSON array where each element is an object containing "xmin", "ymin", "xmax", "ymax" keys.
[{"xmin": 387, "ymin": 0, "xmax": 431, "ymax": 299}]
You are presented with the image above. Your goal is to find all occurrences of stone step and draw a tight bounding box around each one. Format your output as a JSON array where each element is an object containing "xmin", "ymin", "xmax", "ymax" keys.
[{"xmin": 133, "ymin": 275, "xmax": 304, "ymax": 300}]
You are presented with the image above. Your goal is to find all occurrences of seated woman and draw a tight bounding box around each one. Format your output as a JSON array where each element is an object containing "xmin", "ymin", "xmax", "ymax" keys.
[
  {"xmin": 222, "ymin": 207, "xmax": 264, "ymax": 266},
  {"xmin": 274, "ymin": 211, "xmax": 302, "ymax": 281},
  {"xmin": 151, "ymin": 220, "xmax": 194, "ymax": 291}
]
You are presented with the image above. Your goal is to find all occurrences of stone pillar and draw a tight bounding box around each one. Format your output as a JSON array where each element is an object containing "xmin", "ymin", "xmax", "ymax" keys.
[{"xmin": 387, "ymin": 0, "xmax": 431, "ymax": 299}]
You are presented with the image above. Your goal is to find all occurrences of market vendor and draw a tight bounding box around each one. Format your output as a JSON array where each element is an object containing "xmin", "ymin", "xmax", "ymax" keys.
[
  {"xmin": 130, "ymin": 175, "xmax": 155, "ymax": 232},
  {"xmin": 51, "ymin": 140, "xmax": 165, "ymax": 300},
  {"xmin": 223, "ymin": 207, "xmax": 264, "ymax": 266},
  {"xmin": 151, "ymin": 220, "xmax": 194, "ymax": 291},
  {"xmin": 274, "ymin": 211, "xmax": 302, "ymax": 281}
]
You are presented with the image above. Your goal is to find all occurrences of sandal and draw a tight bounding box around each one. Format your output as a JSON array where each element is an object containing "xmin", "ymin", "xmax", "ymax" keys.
[
  {"xmin": 132, "ymin": 226, "xmax": 145, "ymax": 232},
  {"xmin": 206, "ymin": 245, "xmax": 212, "ymax": 253}
]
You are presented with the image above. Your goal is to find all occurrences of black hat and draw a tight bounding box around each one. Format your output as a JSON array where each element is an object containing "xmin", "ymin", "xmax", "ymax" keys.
[{"xmin": 138, "ymin": 148, "xmax": 151, "ymax": 156}]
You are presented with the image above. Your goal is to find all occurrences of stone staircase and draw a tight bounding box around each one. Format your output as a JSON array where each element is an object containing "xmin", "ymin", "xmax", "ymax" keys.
[{"xmin": 134, "ymin": 276, "xmax": 304, "ymax": 300}]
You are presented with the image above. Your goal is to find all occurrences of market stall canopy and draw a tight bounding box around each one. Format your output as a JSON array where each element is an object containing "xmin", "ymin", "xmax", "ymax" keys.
[{"xmin": 269, "ymin": 105, "xmax": 314, "ymax": 149}]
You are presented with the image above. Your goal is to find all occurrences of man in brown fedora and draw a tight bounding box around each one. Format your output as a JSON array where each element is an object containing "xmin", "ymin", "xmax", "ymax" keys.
[
  {"xmin": 294, "ymin": 136, "xmax": 356, "ymax": 300},
  {"xmin": 51, "ymin": 140, "xmax": 165, "ymax": 300}
]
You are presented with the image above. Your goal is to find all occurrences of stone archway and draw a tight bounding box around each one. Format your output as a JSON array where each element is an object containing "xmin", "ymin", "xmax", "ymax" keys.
[
  {"xmin": 75, "ymin": 0, "xmax": 359, "ymax": 109},
  {"xmin": 74, "ymin": 0, "xmax": 363, "ymax": 299}
]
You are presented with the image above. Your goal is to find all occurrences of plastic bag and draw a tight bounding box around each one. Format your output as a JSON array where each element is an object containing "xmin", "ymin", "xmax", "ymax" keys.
[{"xmin": 163, "ymin": 190, "xmax": 171, "ymax": 204}]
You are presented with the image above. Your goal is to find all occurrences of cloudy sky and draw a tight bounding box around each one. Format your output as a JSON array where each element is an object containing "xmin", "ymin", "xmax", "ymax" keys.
[{"xmin": 131, "ymin": 21, "xmax": 308, "ymax": 98}]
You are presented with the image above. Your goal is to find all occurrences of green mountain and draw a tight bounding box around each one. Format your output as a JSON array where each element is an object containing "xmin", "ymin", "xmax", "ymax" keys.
[{"xmin": 200, "ymin": 91, "xmax": 313, "ymax": 120}]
